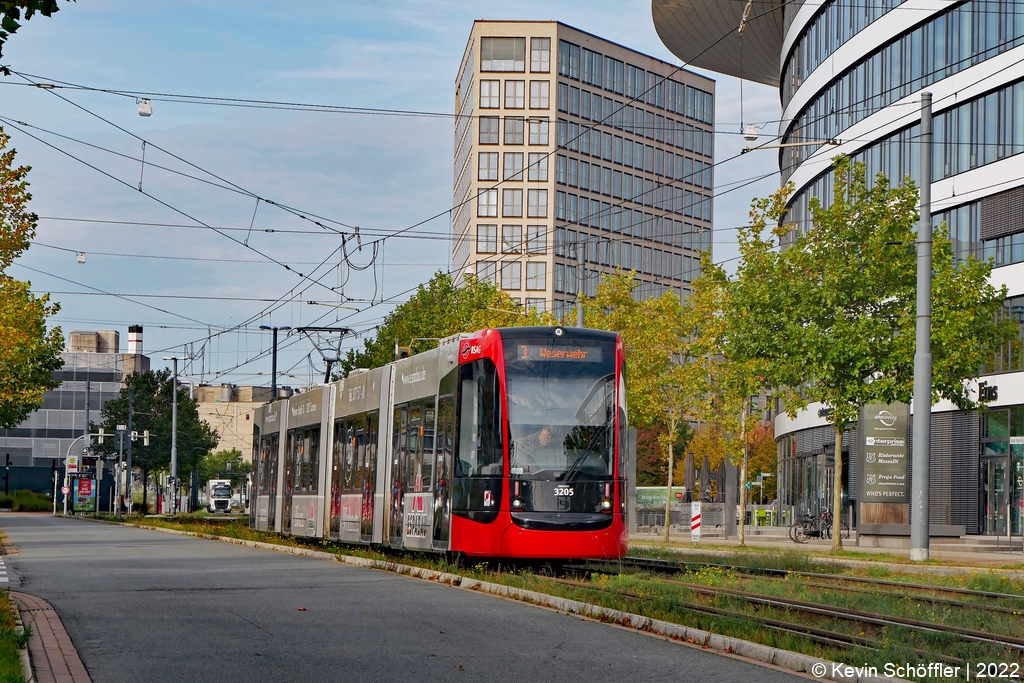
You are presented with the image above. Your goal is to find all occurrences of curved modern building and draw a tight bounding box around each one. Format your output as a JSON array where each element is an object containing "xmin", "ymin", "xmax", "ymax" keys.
[{"xmin": 655, "ymin": 0, "xmax": 1024, "ymax": 541}]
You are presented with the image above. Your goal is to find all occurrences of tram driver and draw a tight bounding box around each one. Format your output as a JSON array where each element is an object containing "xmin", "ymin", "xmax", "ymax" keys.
[{"xmin": 513, "ymin": 426, "xmax": 564, "ymax": 474}]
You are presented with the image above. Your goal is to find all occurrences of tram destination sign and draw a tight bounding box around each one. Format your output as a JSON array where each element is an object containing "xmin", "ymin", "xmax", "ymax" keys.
[
  {"xmin": 513, "ymin": 344, "xmax": 603, "ymax": 363},
  {"xmin": 858, "ymin": 402, "xmax": 909, "ymax": 502}
]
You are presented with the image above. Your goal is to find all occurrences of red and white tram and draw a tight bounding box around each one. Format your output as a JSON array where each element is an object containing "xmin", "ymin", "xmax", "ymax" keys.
[{"xmin": 251, "ymin": 326, "xmax": 629, "ymax": 560}]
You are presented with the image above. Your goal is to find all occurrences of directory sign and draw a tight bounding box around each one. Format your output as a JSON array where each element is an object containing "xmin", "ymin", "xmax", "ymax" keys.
[{"xmin": 858, "ymin": 403, "xmax": 909, "ymax": 502}]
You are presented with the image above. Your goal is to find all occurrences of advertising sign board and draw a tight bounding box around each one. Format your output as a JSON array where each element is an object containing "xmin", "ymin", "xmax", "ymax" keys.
[
  {"xmin": 635, "ymin": 486, "xmax": 687, "ymax": 508},
  {"xmin": 72, "ymin": 477, "xmax": 96, "ymax": 512},
  {"xmin": 858, "ymin": 402, "xmax": 909, "ymax": 502}
]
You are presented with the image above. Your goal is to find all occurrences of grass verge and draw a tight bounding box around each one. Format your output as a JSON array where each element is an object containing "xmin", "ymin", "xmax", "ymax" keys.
[{"xmin": 0, "ymin": 592, "xmax": 26, "ymax": 683}]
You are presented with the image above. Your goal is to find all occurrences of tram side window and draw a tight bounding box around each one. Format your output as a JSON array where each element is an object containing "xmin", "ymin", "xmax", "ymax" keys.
[
  {"xmin": 456, "ymin": 359, "xmax": 503, "ymax": 477},
  {"xmin": 403, "ymin": 400, "xmax": 436, "ymax": 492}
]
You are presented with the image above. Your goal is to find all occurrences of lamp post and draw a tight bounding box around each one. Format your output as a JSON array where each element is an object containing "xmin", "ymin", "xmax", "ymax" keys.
[
  {"xmin": 162, "ymin": 356, "xmax": 182, "ymax": 514},
  {"xmin": 259, "ymin": 326, "xmax": 291, "ymax": 397}
]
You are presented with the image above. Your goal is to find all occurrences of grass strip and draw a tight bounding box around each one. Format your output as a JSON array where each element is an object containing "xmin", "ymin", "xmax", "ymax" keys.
[{"xmin": 0, "ymin": 591, "xmax": 26, "ymax": 683}]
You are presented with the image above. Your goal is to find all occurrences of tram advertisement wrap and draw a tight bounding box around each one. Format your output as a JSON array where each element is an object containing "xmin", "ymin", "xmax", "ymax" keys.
[{"xmin": 858, "ymin": 402, "xmax": 909, "ymax": 502}]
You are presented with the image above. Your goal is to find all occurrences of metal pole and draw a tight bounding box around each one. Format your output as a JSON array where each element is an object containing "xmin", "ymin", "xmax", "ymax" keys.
[
  {"xmin": 910, "ymin": 92, "xmax": 933, "ymax": 562},
  {"xmin": 271, "ymin": 328, "xmax": 279, "ymax": 396},
  {"xmin": 126, "ymin": 388, "xmax": 133, "ymax": 515},
  {"xmin": 117, "ymin": 431, "xmax": 124, "ymax": 518},
  {"xmin": 170, "ymin": 357, "xmax": 178, "ymax": 515},
  {"xmin": 576, "ymin": 243, "xmax": 585, "ymax": 328}
]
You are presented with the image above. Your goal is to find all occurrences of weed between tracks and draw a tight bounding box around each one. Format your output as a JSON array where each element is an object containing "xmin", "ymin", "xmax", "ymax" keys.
[{"xmin": 121, "ymin": 517, "xmax": 1023, "ymax": 682}]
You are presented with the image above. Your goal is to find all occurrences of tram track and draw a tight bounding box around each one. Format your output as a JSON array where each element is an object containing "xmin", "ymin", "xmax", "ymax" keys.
[
  {"xmin": 541, "ymin": 575, "xmax": 965, "ymax": 663},
  {"xmin": 565, "ymin": 556, "xmax": 1024, "ymax": 657},
  {"xmin": 595, "ymin": 556, "xmax": 1024, "ymax": 604}
]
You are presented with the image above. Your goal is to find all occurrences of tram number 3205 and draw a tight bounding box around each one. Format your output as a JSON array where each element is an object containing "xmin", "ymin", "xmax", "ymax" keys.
[{"xmin": 553, "ymin": 487, "xmax": 575, "ymax": 497}]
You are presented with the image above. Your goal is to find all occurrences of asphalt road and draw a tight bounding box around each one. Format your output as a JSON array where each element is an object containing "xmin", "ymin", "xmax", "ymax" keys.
[{"xmin": 0, "ymin": 514, "xmax": 805, "ymax": 682}]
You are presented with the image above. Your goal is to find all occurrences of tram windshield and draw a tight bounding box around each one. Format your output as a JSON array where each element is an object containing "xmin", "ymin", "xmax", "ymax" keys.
[{"xmin": 504, "ymin": 338, "xmax": 615, "ymax": 481}]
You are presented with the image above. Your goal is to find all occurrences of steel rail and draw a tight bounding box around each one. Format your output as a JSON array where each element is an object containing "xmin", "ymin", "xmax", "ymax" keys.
[{"xmin": 661, "ymin": 578, "xmax": 1024, "ymax": 652}]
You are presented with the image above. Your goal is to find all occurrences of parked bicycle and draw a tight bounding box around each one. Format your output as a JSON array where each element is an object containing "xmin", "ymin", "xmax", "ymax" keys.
[{"xmin": 789, "ymin": 510, "xmax": 850, "ymax": 543}]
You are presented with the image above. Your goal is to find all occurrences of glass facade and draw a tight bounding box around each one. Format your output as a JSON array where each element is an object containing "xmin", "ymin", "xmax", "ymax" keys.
[
  {"xmin": 782, "ymin": 0, "xmax": 1024, "ymax": 180},
  {"xmin": 454, "ymin": 24, "xmax": 714, "ymax": 317},
  {"xmin": 980, "ymin": 407, "xmax": 1024, "ymax": 535}
]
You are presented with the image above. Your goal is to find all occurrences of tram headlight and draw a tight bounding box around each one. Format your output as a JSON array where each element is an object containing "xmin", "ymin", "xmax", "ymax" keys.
[
  {"xmin": 601, "ymin": 499, "xmax": 612, "ymax": 510},
  {"xmin": 512, "ymin": 498, "xmax": 523, "ymax": 508}
]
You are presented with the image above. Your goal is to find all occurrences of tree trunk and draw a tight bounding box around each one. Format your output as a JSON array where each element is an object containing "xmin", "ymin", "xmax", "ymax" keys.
[
  {"xmin": 663, "ymin": 422, "xmax": 675, "ymax": 543},
  {"xmin": 832, "ymin": 423, "xmax": 844, "ymax": 551},
  {"xmin": 738, "ymin": 398, "xmax": 749, "ymax": 547}
]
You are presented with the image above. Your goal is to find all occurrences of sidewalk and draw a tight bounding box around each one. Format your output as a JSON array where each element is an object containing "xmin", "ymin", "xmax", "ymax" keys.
[{"xmin": 11, "ymin": 591, "xmax": 92, "ymax": 683}]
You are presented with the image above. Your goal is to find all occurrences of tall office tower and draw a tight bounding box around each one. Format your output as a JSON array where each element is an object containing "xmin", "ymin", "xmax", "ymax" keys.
[
  {"xmin": 452, "ymin": 21, "xmax": 716, "ymax": 317},
  {"xmin": 654, "ymin": 0, "xmax": 1024, "ymax": 538}
]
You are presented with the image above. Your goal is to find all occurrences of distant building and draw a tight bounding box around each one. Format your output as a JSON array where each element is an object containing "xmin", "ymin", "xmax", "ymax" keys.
[
  {"xmin": 0, "ymin": 326, "xmax": 150, "ymax": 468},
  {"xmin": 192, "ymin": 384, "xmax": 272, "ymax": 461},
  {"xmin": 452, "ymin": 21, "xmax": 715, "ymax": 318}
]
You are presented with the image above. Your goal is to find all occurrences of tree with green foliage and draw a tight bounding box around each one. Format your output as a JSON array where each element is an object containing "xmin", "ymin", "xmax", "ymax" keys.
[
  {"xmin": 339, "ymin": 271, "xmax": 555, "ymax": 375},
  {"xmin": 0, "ymin": 127, "xmax": 63, "ymax": 429},
  {"xmin": 0, "ymin": 1, "xmax": 71, "ymax": 57},
  {"xmin": 729, "ymin": 157, "xmax": 1016, "ymax": 549},
  {"xmin": 200, "ymin": 448, "xmax": 251, "ymax": 488},
  {"xmin": 96, "ymin": 370, "xmax": 219, "ymax": 512},
  {"xmin": 588, "ymin": 271, "xmax": 709, "ymax": 540}
]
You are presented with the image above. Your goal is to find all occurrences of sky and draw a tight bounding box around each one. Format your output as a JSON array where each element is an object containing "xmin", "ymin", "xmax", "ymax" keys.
[{"xmin": 0, "ymin": 0, "xmax": 781, "ymax": 388}]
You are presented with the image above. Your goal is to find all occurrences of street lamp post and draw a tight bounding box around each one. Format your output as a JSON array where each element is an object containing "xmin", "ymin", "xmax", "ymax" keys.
[
  {"xmin": 259, "ymin": 326, "xmax": 291, "ymax": 397},
  {"xmin": 162, "ymin": 356, "xmax": 181, "ymax": 514}
]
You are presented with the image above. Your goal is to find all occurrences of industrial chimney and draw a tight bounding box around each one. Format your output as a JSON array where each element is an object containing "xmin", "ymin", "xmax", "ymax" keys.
[{"xmin": 128, "ymin": 325, "xmax": 143, "ymax": 354}]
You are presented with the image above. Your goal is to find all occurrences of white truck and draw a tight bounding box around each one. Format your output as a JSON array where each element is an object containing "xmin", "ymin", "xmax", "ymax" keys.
[{"xmin": 206, "ymin": 479, "xmax": 233, "ymax": 513}]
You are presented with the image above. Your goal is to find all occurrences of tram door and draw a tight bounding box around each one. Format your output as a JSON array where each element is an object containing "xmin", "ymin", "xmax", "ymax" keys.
[
  {"xmin": 388, "ymin": 406, "xmax": 407, "ymax": 547},
  {"xmin": 283, "ymin": 431, "xmax": 296, "ymax": 534},
  {"xmin": 267, "ymin": 434, "xmax": 278, "ymax": 530},
  {"xmin": 433, "ymin": 372, "xmax": 457, "ymax": 549},
  {"xmin": 361, "ymin": 412, "xmax": 378, "ymax": 542},
  {"xmin": 330, "ymin": 419, "xmax": 344, "ymax": 539}
]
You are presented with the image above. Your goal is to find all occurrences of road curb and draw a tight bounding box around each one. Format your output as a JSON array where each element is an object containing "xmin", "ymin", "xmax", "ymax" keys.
[
  {"xmin": 11, "ymin": 591, "xmax": 93, "ymax": 683},
  {"xmin": 130, "ymin": 523, "xmax": 907, "ymax": 683}
]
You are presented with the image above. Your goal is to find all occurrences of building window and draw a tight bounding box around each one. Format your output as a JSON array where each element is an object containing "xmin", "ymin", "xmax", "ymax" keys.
[
  {"xmin": 476, "ymin": 224, "xmax": 497, "ymax": 253},
  {"xmin": 527, "ymin": 189, "xmax": 548, "ymax": 218},
  {"xmin": 501, "ymin": 261, "xmax": 521, "ymax": 290},
  {"xmin": 528, "ymin": 118, "xmax": 549, "ymax": 145},
  {"xmin": 502, "ymin": 188, "xmax": 523, "ymax": 217},
  {"xmin": 477, "ymin": 189, "xmax": 498, "ymax": 217},
  {"xmin": 525, "ymin": 297, "xmax": 546, "ymax": 314},
  {"xmin": 505, "ymin": 80, "xmax": 525, "ymax": 108},
  {"xmin": 477, "ymin": 260, "xmax": 498, "ymax": 284},
  {"xmin": 527, "ymin": 153, "xmax": 548, "ymax": 181},
  {"xmin": 503, "ymin": 152, "xmax": 524, "ymax": 181},
  {"xmin": 504, "ymin": 117, "xmax": 525, "ymax": 144},
  {"xmin": 526, "ymin": 225, "xmax": 546, "ymax": 253},
  {"xmin": 478, "ymin": 152, "xmax": 498, "ymax": 181},
  {"xmin": 478, "ymin": 116, "xmax": 499, "ymax": 144},
  {"xmin": 530, "ymin": 81, "xmax": 550, "ymax": 109},
  {"xmin": 481, "ymin": 37, "xmax": 526, "ymax": 72},
  {"xmin": 526, "ymin": 261, "xmax": 547, "ymax": 290},
  {"xmin": 530, "ymin": 37, "xmax": 550, "ymax": 72},
  {"xmin": 502, "ymin": 224, "xmax": 522, "ymax": 253},
  {"xmin": 480, "ymin": 80, "xmax": 500, "ymax": 108}
]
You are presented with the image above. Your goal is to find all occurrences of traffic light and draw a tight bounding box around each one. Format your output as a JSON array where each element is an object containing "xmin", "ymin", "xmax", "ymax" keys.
[{"xmin": 396, "ymin": 346, "xmax": 411, "ymax": 360}]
